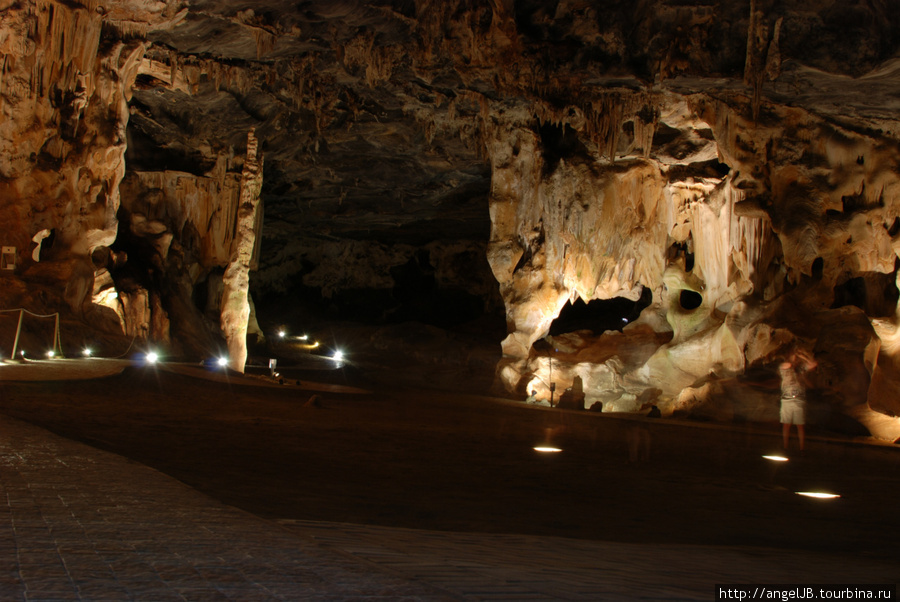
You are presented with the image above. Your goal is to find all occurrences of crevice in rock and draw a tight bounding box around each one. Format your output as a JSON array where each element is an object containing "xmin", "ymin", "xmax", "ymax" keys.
[
  {"xmin": 831, "ymin": 269, "xmax": 899, "ymax": 318},
  {"xmin": 538, "ymin": 121, "xmax": 591, "ymax": 174},
  {"xmin": 679, "ymin": 289, "xmax": 702, "ymax": 311},
  {"xmin": 549, "ymin": 287, "xmax": 652, "ymax": 336}
]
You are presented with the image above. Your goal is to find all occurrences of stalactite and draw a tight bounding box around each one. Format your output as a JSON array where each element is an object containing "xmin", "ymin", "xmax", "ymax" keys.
[
  {"xmin": 125, "ymin": 166, "xmax": 241, "ymax": 267},
  {"xmin": 40, "ymin": 0, "xmax": 102, "ymax": 93},
  {"xmin": 632, "ymin": 100, "xmax": 659, "ymax": 159},
  {"xmin": 106, "ymin": 20, "xmax": 150, "ymax": 38},
  {"xmin": 253, "ymin": 29, "xmax": 275, "ymax": 60},
  {"xmin": 0, "ymin": 54, "xmax": 6, "ymax": 110},
  {"xmin": 764, "ymin": 17, "xmax": 783, "ymax": 82},
  {"xmin": 584, "ymin": 95, "xmax": 624, "ymax": 161},
  {"xmin": 744, "ymin": 0, "xmax": 778, "ymax": 121}
]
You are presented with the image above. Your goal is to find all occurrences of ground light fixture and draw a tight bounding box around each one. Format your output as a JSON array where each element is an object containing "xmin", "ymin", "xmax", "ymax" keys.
[
  {"xmin": 763, "ymin": 455, "xmax": 789, "ymax": 462},
  {"xmin": 533, "ymin": 446, "xmax": 563, "ymax": 453},
  {"xmin": 83, "ymin": 348, "xmax": 92, "ymax": 357},
  {"xmin": 795, "ymin": 491, "xmax": 841, "ymax": 499},
  {"xmin": 217, "ymin": 357, "xmax": 228, "ymax": 367},
  {"xmin": 46, "ymin": 350, "xmax": 55, "ymax": 358},
  {"xmin": 332, "ymin": 350, "xmax": 344, "ymax": 362},
  {"xmin": 278, "ymin": 330, "xmax": 286, "ymax": 338},
  {"xmin": 145, "ymin": 351, "xmax": 159, "ymax": 364}
]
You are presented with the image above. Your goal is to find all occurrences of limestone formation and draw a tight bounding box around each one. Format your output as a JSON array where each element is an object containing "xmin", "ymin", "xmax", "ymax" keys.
[
  {"xmin": 220, "ymin": 130, "xmax": 263, "ymax": 373},
  {"xmin": 2, "ymin": 0, "xmax": 900, "ymax": 441}
]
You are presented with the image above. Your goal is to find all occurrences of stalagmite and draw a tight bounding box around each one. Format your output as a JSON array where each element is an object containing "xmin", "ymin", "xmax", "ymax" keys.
[
  {"xmin": 3, "ymin": 0, "xmax": 900, "ymax": 441},
  {"xmin": 220, "ymin": 130, "xmax": 263, "ymax": 373}
]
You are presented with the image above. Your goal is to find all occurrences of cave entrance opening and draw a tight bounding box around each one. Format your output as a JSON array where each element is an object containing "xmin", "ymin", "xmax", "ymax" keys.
[{"xmin": 548, "ymin": 287, "xmax": 652, "ymax": 336}]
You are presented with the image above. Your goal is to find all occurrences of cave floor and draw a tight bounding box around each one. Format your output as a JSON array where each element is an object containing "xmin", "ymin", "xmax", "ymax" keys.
[{"xmin": 0, "ymin": 360, "xmax": 898, "ymax": 599}]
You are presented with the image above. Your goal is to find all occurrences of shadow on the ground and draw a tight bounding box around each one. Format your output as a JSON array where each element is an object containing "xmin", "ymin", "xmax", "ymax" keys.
[{"xmin": 0, "ymin": 364, "xmax": 898, "ymax": 561}]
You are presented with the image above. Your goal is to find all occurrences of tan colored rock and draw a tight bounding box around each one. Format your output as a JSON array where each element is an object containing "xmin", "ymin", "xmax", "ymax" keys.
[
  {"xmin": 4, "ymin": 0, "xmax": 900, "ymax": 442},
  {"xmin": 0, "ymin": 0, "xmax": 177, "ymax": 343},
  {"xmin": 220, "ymin": 130, "xmax": 263, "ymax": 373},
  {"xmin": 483, "ymin": 85, "xmax": 900, "ymax": 439},
  {"xmin": 119, "ymin": 161, "xmax": 243, "ymax": 268}
]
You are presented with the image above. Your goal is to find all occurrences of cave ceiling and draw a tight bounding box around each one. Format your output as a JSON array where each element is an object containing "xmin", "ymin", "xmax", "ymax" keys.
[{"xmin": 122, "ymin": 0, "xmax": 900, "ymax": 288}]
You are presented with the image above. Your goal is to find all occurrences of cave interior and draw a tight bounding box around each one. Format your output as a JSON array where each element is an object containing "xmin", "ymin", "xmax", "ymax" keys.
[{"xmin": 2, "ymin": 0, "xmax": 900, "ymax": 441}]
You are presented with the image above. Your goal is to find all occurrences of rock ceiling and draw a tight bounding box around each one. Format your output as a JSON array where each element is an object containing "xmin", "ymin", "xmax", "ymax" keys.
[{"xmin": 3, "ymin": 0, "xmax": 900, "ymax": 439}]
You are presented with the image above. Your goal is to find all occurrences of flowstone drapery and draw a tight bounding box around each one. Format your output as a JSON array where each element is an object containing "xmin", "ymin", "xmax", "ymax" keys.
[{"xmin": 484, "ymin": 91, "xmax": 900, "ymax": 440}]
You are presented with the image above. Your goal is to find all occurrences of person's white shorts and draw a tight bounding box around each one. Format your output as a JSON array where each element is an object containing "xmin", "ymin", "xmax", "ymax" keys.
[{"xmin": 780, "ymin": 397, "xmax": 806, "ymax": 425}]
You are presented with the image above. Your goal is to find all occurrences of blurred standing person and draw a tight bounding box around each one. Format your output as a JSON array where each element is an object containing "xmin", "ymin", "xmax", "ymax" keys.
[{"xmin": 779, "ymin": 346, "xmax": 817, "ymax": 451}]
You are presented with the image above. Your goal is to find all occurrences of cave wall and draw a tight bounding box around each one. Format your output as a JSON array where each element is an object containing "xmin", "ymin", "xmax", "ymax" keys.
[
  {"xmin": 481, "ymin": 88, "xmax": 900, "ymax": 439},
  {"xmin": 3, "ymin": 0, "xmax": 900, "ymax": 438},
  {"xmin": 0, "ymin": 0, "xmax": 158, "ymax": 317}
]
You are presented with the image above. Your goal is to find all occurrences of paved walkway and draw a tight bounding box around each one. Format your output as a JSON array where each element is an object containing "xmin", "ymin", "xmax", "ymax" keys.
[
  {"xmin": 0, "ymin": 415, "xmax": 442, "ymax": 601},
  {"xmin": 0, "ymin": 415, "xmax": 896, "ymax": 601}
]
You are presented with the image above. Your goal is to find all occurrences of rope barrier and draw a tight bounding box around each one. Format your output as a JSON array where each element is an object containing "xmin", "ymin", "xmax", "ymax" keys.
[
  {"xmin": 0, "ymin": 307, "xmax": 61, "ymax": 319},
  {"xmin": 0, "ymin": 308, "xmax": 62, "ymax": 359},
  {"xmin": 1, "ymin": 307, "xmax": 140, "ymax": 361}
]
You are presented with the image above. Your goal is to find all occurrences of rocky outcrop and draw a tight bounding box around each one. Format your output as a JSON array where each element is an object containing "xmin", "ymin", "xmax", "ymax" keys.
[
  {"xmin": 0, "ymin": 0, "xmax": 181, "ymax": 347},
  {"xmin": 220, "ymin": 130, "xmax": 263, "ymax": 373},
  {"xmin": 1, "ymin": 0, "xmax": 144, "ymax": 300},
  {"xmin": 481, "ymin": 80, "xmax": 900, "ymax": 439},
  {"xmin": 3, "ymin": 0, "xmax": 900, "ymax": 440}
]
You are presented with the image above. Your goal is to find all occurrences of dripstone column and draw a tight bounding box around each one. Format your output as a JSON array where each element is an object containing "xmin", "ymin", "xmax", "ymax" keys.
[{"xmin": 220, "ymin": 130, "xmax": 263, "ymax": 373}]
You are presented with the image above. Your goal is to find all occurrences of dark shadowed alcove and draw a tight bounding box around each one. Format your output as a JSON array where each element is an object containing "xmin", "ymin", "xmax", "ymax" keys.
[{"xmin": 549, "ymin": 287, "xmax": 652, "ymax": 335}]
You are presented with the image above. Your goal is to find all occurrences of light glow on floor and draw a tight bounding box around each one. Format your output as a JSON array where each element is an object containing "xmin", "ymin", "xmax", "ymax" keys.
[
  {"xmin": 763, "ymin": 455, "xmax": 789, "ymax": 462},
  {"xmin": 533, "ymin": 446, "xmax": 562, "ymax": 453},
  {"xmin": 795, "ymin": 491, "xmax": 841, "ymax": 499}
]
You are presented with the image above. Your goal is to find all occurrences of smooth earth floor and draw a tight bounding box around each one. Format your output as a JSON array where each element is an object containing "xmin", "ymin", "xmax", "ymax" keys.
[{"xmin": 0, "ymin": 360, "xmax": 898, "ymax": 600}]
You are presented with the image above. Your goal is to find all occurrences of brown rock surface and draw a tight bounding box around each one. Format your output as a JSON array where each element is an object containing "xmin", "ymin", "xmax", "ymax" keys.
[{"xmin": 3, "ymin": 0, "xmax": 900, "ymax": 438}]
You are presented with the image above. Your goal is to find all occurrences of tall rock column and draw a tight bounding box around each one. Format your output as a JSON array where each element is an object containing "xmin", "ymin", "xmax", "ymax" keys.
[{"xmin": 220, "ymin": 130, "xmax": 263, "ymax": 373}]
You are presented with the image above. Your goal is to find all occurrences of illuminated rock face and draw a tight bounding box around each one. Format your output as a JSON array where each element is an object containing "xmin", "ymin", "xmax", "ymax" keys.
[
  {"xmin": 3, "ymin": 0, "xmax": 900, "ymax": 438},
  {"xmin": 115, "ymin": 151, "xmax": 251, "ymax": 354},
  {"xmin": 484, "ymin": 90, "xmax": 900, "ymax": 439},
  {"xmin": 0, "ymin": 0, "xmax": 180, "ymax": 339},
  {"xmin": 0, "ymin": 0, "xmax": 150, "ymax": 312},
  {"xmin": 220, "ymin": 130, "xmax": 263, "ymax": 373}
]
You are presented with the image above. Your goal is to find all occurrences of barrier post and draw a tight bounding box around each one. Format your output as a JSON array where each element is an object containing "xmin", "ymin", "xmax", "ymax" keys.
[
  {"xmin": 11, "ymin": 309, "xmax": 23, "ymax": 359},
  {"xmin": 53, "ymin": 313, "xmax": 61, "ymax": 357}
]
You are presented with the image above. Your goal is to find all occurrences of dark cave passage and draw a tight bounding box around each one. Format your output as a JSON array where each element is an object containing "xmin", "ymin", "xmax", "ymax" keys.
[
  {"xmin": 549, "ymin": 287, "xmax": 653, "ymax": 336},
  {"xmin": 831, "ymin": 269, "xmax": 899, "ymax": 318}
]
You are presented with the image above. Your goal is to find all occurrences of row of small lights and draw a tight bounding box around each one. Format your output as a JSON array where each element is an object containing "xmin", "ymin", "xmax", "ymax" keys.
[
  {"xmin": 7, "ymin": 341, "xmax": 346, "ymax": 369},
  {"xmin": 0, "ymin": 348, "xmax": 851, "ymax": 501},
  {"xmin": 761, "ymin": 454, "xmax": 840, "ymax": 498},
  {"xmin": 277, "ymin": 330, "xmax": 344, "ymax": 362},
  {"xmin": 3, "ymin": 349, "xmax": 215, "ymax": 366},
  {"xmin": 2, "ymin": 348, "xmax": 94, "ymax": 359},
  {"xmin": 528, "ymin": 449, "xmax": 840, "ymax": 500}
]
